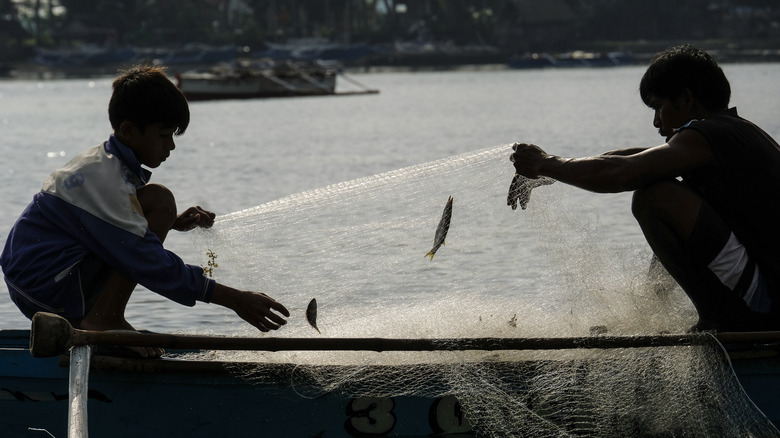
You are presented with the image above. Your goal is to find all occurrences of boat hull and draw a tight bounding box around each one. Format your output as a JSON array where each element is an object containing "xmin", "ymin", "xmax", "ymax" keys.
[
  {"xmin": 176, "ymin": 70, "xmax": 336, "ymax": 101},
  {"xmin": 3, "ymin": 330, "xmax": 780, "ymax": 437},
  {"xmin": 1, "ymin": 330, "xmax": 472, "ymax": 437}
]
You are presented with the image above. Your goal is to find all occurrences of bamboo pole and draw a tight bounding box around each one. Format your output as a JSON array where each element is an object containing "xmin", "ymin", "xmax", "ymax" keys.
[
  {"xmin": 68, "ymin": 345, "xmax": 91, "ymax": 438},
  {"xmin": 29, "ymin": 312, "xmax": 780, "ymax": 359}
]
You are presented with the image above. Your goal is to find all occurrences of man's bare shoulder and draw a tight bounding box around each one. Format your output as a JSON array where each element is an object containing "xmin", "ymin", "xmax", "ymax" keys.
[{"xmin": 646, "ymin": 130, "xmax": 715, "ymax": 174}]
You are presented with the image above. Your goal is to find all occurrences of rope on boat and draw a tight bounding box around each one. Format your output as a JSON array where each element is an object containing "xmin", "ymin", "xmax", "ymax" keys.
[
  {"xmin": 257, "ymin": 70, "xmax": 299, "ymax": 91},
  {"xmin": 339, "ymin": 72, "xmax": 374, "ymax": 91},
  {"xmin": 286, "ymin": 63, "xmax": 333, "ymax": 92}
]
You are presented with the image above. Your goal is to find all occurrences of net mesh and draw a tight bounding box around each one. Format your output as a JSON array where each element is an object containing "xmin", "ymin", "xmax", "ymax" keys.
[{"xmin": 188, "ymin": 144, "xmax": 777, "ymax": 437}]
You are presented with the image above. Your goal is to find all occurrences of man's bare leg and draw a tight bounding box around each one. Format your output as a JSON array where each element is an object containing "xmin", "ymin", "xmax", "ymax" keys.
[
  {"xmin": 632, "ymin": 180, "xmax": 755, "ymax": 330},
  {"xmin": 76, "ymin": 184, "xmax": 177, "ymax": 358}
]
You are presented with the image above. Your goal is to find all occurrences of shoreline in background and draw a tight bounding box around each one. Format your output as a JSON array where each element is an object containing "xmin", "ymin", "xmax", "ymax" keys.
[{"xmin": 2, "ymin": 43, "xmax": 780, "ymax": 81}]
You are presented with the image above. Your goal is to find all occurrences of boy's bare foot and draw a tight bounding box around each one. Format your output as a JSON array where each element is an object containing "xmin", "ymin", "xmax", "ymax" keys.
[{"xmin": 76, "ymin": 317, "xmax": 164, "ymax": 359}]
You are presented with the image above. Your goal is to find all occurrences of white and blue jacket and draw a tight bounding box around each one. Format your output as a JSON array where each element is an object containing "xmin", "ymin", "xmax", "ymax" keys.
[{"xmin": 1, "ymin": 135, "xmax": 215, "ymax": 317}]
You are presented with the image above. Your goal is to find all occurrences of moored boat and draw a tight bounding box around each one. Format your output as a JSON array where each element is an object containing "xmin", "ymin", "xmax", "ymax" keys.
[
  {"xmin": 509, "ymin": 51, "xmax": 634, "ymax": 69},
  {"xmin": 175, "ymin": 60, "xmax": 338, "ymax": 101}
]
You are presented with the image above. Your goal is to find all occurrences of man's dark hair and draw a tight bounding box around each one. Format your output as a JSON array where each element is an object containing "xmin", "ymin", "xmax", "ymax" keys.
[
  {"xmin": 640, "ymin": 45, "xmax": 731, "ymax": 112},
  {"xmin": 108, "ymin": 65, "xmax": 190, "ymax": 135}
]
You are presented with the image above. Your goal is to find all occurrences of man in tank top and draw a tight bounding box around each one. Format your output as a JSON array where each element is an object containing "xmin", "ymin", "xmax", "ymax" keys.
[
  {"xmin": 509, "ymin": 45, "xmax": 780, "ymax": 332},
  {"xmin": 1, "ymin": 66, "xmax": 290, "ymax": 357}
]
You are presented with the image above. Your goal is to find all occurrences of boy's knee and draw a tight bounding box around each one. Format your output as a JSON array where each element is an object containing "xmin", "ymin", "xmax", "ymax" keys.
[{"xmin": 137, "ymin": 184, "xmax": 177, "ymax": 221}]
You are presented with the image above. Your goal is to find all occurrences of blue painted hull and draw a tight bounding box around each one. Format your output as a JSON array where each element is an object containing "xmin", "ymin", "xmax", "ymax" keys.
[
  {"xmin": 1, "ymin": 330, "xmax": 472, "ymax": 437},
  {"xmin": 2, "ymin": 330, "xmax": 780, "ymax": 437}
]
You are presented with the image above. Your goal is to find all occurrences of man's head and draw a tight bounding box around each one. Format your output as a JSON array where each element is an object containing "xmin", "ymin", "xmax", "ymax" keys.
[
  {"xmin": 108, "ymin": 65, "xmax": 190, "ymax": 136},
  {"xmin": 640, "ymin": 45, "xmax": 731, "ymax": 114}
]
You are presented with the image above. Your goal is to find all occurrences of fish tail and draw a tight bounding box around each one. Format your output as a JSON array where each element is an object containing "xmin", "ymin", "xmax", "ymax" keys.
[{"xmin": 425, "ymin": 251, "xmax": 435, "ymax": 260}]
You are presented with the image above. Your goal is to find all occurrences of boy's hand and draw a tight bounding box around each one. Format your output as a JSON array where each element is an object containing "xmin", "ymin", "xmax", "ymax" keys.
[
  {"xmin": 211, "ymin": 285, "xmax": 290, "ymax": 332},
  {"xmin": 173, "ymin": 206, "xmax": 216, "ymax": 231},
  {"xmin": 232, "ymin": 291, "xmax": 290, "ymax": 332}
]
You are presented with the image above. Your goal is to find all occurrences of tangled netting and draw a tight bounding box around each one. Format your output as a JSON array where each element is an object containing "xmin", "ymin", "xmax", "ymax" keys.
[{"xmin": 190, "ymin": 145, "xmax": 778, "ymax": 437}]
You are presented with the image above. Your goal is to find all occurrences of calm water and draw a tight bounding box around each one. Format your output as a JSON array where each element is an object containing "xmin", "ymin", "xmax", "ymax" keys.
[{"xmin": 2, "ymin": 64, "xmax": 779, "ymax": 332}]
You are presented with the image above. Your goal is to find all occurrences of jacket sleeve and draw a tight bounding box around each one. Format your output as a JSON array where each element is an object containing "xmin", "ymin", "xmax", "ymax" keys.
[
  {"xmin": 78, "ymin": 207, "xmax": 215, "ymax": 306},
  {"xmin": 40, "ymin": 195, "xmax": 216, "ymax": 306}
]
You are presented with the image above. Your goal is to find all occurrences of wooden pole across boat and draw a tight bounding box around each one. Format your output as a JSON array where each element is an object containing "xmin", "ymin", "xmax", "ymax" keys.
[
  {"xmin": 68, "ymin": 345, "xmax": 91, "ymax": 438},
  {"xmin": 28, "ymin": 312, "xmax": 780, "ymax": 359}
]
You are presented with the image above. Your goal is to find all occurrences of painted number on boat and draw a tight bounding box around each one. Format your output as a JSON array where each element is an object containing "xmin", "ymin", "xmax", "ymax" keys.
[
  {"xmin": 345, "ymin": 396, "xmax": 396, "ymax": 436},
  {"xmin": 344, "ymin": 395, "xmax": 473, "ymax": 436},
  {"xmin": 429, "ymin": 395, "xmax": 472, "ymax": 433}
]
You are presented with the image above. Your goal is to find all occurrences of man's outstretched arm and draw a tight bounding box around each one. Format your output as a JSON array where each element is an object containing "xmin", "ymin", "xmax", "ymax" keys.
[{"xmin": 510, "ymin": 130, "xmax": 714, "ymax": 193}]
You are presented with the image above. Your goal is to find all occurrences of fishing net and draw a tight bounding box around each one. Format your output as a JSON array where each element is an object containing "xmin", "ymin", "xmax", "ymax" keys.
[{"xmin": 189, "ymin": 145, "xmax": 778, "ymax": 437}]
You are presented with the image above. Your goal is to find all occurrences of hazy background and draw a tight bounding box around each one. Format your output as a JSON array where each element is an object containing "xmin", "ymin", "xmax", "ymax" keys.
[{"xmin": 2, "ymin": 0, "xmax": 780, "ymax": 77}]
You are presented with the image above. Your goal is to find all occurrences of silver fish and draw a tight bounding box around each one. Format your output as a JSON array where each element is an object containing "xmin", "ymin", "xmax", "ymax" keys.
[
  {"xmin": 306, "ymin": 298, "xmax": 320, "ymax": 334},
  {"xmin": 425, "ymin": 196, "xmax": 453, "ymax": 261},
  {"xmin": 507, "ymin": 174, "xmax": 555, "ymax": 210}
]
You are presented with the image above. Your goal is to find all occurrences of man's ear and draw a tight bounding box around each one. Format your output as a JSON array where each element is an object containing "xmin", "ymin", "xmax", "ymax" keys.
[{"xmin": 680, "ymin": 88, "xmax": 696, "ymax": 111}]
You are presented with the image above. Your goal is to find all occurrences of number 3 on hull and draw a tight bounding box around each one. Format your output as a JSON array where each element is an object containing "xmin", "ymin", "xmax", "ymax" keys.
[{"xmin": 345, "ymin": 396, "xmax": 396, "ymax": 436}]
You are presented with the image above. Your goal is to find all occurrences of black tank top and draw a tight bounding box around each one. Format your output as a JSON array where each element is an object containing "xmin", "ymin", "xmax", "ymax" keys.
[{"xmin": 681, "ymin": 108, "xmax": 780, "ymax": 288}]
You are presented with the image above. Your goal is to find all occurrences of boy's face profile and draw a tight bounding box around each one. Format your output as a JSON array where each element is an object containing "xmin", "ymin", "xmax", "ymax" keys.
[{"xmin": 118, "ymin": 121, "xmax": 177, "ymax": 168}]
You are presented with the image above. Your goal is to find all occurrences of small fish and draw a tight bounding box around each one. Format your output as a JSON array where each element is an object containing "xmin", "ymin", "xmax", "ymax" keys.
[
  {"xmin": 507, "ymin": 174, "xmax": 555, "ymax": 210},
  {"xmin": 306, "ymin": 298, "xmax": 321, "ymax": 334},
  {"xmin": 425, "ymin": 196, "xmax": 453, "ymax": 261}
]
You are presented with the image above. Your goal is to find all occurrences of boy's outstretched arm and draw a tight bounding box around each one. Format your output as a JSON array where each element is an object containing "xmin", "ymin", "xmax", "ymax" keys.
[{"xmin": 210, "ymin": 283, "xmax": 291, "ymax": 332}]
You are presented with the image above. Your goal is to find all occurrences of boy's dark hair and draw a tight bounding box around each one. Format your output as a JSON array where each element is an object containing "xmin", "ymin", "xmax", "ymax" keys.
[
  {"xmin": 639, "ymin": 45, "xmax": 731, "ymax": 112},
  {"xmin": 108, "ymin": 65, "xmax": 190, "ymax": 135}
]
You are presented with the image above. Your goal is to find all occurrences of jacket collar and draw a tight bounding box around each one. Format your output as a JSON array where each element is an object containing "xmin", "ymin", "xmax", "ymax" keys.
[{"xmin": 105, "ymin": 134, "xmax": 152, "ymax": 185}]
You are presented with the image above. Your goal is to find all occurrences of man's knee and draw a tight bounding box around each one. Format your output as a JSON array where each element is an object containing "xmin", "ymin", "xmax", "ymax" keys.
[
  {"xmin": 631, "ymin": 180, "xmax": 679, "ymax": 220},
  {"xmin": 632, "ymin": 180, "xmax": 701, "ymax": 239}
]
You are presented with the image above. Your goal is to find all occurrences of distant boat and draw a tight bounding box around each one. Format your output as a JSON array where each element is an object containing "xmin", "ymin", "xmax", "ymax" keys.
[
  {"xmin": 255, "ymin": 38, "xmax": 374, "ymax": 62},
  {"xmin": 158, "ymin": 44, "xmax": 239, "ymax": 66},
  {"xmin": 509, "ymin": 51, "xmax": 634, "ymax": 69},
  {"xmin": 32, "ymin": 46, "xmax": 136, "ymax": 68},
  {"xmin": 175, "ymin": 60, "xmax": 338, "ymax": 101}
]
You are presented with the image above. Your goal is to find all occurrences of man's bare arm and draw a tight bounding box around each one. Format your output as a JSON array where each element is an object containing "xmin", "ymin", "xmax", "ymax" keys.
[{"xmin": 511, "ymin": 130, "xmax": 715, "ymax": 193}]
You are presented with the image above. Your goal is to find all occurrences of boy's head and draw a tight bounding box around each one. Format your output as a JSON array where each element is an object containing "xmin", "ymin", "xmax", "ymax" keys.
[
  {"xmin": 108, "ymin": 65, "xmax": 190, "ymax": 135},
  {"xmin": 640, "ymin": 45, "xmax": 731, "ymax": 113}
]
